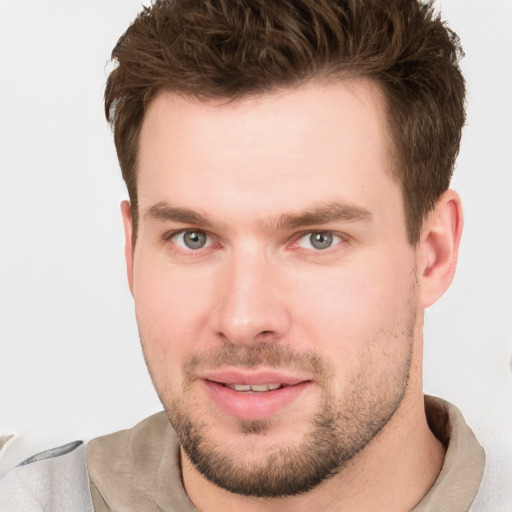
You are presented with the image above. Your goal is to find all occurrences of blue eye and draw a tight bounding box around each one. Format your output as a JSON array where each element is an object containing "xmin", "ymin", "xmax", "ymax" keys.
[
  {"xmin": 172, "ymin": 230, "xmax": 210, "ymax": 250},
  {"xmin": 296, "ymin": 232, "xmax": 342, "ymax": 250}
]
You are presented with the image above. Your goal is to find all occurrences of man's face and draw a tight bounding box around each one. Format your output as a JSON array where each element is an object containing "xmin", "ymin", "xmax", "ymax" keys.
[{"xmin": 127, "ymin": 80, "xmax": 420, "ymax": 496}]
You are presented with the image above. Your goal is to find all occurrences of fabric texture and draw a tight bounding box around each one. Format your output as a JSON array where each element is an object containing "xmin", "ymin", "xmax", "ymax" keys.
[
  {"xmin": 87, "ymin": 395, "xmax": 485, "ymax": 512},
  {"xmin": 0, "ymin": 440, "xmax": 93, "ymax": 512},
  {"xmin": 88, "ymin": 412, "xmax": 196, "ymax": 512},
  {"xmin": 413, "ymin": 396, "xmax": 485, "ymax": 511}
]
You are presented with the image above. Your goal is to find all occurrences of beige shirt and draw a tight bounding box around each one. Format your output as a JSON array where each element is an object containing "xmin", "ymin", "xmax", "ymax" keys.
[{"xmin": 88, "ymin": 396, "xmax": 485, "ymax": 512}]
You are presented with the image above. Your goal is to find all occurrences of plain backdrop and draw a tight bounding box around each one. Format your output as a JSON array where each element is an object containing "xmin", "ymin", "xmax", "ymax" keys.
[{"xmin": 1, "ymin": 0, "xmax": 511, "ymax": 508}]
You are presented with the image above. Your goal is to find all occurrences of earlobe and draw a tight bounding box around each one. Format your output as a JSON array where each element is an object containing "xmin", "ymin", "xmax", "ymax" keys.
[
  {"xmin": 120, "ymin": 200, "xmax": 135, "ymax": 295},
  {"xmin": 418, "ymin": 189, "xmax": 463, "ymax": 309}
]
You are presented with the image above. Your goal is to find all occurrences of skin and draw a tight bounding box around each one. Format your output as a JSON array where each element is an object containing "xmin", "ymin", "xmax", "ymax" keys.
[{"xmin": 121, "ymin": 79, "xmax": 463, "ymax": 511}]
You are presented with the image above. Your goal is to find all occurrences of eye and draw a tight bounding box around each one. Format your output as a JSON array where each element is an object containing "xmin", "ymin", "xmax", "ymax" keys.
[
  {"xmin": 171, "ymin": 230, "xmax": 211, "ymax": 250},
  {"xmin": 296, "ymin": 232, "xmax": 343, "ymax": 250}
]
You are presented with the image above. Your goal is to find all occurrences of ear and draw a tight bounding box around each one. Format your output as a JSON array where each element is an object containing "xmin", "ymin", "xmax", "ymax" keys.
[
  {"xmin": 418, "ymin": 189, "xmax": 463, "ymax": 309},
  {"xmin": 121, "ymin": 200, "xmax": 135, "ymax": 295}
]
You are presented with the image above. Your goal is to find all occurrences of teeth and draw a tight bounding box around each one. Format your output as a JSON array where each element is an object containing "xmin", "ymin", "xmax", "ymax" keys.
[
  {"xmin": 227, "ymin": 383, "xmax": 282, "ymax": 392},
  {"xmin": 233, "ymin": 384, "xmax": 251, "ymax": 391},
  {"xmin": 251, "ymin": 384, "xmax": 270, "ymax": 392}
]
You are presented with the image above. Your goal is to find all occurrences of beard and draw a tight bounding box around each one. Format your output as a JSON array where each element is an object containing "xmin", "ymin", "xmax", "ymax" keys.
[{"xmin": 141, "ymin": 283, "xmax": 417, "ymax": 498}]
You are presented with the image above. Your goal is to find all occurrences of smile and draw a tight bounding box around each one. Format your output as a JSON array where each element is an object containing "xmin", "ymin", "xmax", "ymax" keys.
[
  {"xmin": 202, "ymin": 377, "xmax": 310, "ymax": 421},
  {"xmin": 223, "ymin": 383, "xmax": 283, "ymax": 392}
]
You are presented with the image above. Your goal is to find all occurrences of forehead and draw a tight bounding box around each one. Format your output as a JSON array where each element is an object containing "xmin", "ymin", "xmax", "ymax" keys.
[{"xmin": 136, "ymin": 80, "xmax": 400, "ymax": 227}]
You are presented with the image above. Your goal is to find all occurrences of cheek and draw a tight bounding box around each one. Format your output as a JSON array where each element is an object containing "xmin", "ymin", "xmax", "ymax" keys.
[
  {"xmin": 291, "ymin": 250, "xmax": 416, "ymax": 360},
  {"xmin": 132, "ymin": 258, "xmax": 215, "ymax": 361}
]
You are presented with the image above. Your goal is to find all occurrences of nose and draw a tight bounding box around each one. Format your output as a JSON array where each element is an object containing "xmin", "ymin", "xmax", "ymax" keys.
[{"xmin": 212, "ymin": 248, "xmax": 291, "ymax": 346}]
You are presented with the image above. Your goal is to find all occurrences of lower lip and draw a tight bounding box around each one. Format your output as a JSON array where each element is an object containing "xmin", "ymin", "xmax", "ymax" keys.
[{"xmin": 203, "ymin": 380, "xmax": 310, "ymax": 421}]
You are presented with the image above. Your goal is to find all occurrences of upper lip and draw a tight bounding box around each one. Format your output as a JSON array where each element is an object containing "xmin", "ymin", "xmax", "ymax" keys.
[{"xmin": 199, "ymin": 368, "xmax": 311, "ymax": 386}]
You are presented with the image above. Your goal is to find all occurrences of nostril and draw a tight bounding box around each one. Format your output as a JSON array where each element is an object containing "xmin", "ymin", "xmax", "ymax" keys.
[{"xmin": 257, "ymin": 331, "xmax": 278, "ymax": 340}]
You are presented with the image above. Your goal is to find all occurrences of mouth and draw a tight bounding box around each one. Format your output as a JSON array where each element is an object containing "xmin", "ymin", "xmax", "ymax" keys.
[
  {"xmin": 220, "ymin": 382, "xmax": 284, "ymax": 392},
  {"xmin": 199, "ymin": 370, "xmax": 311, "ymax": 421}
]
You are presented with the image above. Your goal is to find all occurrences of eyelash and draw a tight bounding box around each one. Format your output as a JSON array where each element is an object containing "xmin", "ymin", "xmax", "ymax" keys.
[
  {"xmin": 162, "ymin": 229, "xmax": 348, "ymax": 254},
  {"xmin": 163, "ymin": 229, "xmax": 215, "ymax": 252},
  {"xmin": 292, "ymin": 231, "xmax": 347, "ymax": 251}
]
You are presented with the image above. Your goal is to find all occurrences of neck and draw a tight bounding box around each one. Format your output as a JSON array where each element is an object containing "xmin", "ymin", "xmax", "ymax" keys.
[{"xmin": 181, "ymin": 386, "xmax": 445, "ymax": 512}]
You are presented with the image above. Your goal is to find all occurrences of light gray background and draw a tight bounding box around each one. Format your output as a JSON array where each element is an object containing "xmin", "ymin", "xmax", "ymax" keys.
[{"xmin": 1, "ymin": 0, "xmax": 511, "ymax": 508}]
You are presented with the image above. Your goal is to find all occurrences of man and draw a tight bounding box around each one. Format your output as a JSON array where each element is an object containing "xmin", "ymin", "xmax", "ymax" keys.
[{"xmin": 0, "ymin": 0, "xmax": 487, "ymax": 510}]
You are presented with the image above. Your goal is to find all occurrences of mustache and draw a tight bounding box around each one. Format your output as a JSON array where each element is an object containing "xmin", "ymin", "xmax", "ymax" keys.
[{"xmin": 182, "ymin": 342, "xmax": 332, "ymax": 380}]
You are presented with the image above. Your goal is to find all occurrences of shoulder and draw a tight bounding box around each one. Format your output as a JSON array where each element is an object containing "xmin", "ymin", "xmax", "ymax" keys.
[
  {"xmin": 87, "ymin": 412, "xmax": 195, "ymax": 511},
  {"xmin": 417, "ymin": 396, "xmax": 489, "ymax": 512},
  {"xmin": 88, "ymin": 411, "xmax": 171, "ymax": 459},
  {"xmin": 0, "ymin": 439, "xmax": 93, "ymax": 512}
]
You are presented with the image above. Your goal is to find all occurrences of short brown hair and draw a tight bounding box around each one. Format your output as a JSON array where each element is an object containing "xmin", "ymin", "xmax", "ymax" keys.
[{"xmin": 105, "ymin": 0, "xmax": 465, "ymax": 244}]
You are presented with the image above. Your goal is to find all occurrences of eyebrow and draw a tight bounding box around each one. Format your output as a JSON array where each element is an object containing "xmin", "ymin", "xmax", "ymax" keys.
[
  {"xmin": 144, "ymin": 201, "xmax": 372, "ymax": 231},
  {"xmin": 145, "ymin": 203, "xmax": 217, "ymax": 229},
  {"xmin": 276, "ymin": 202, "xmax": 372, "ymax": 230}
]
